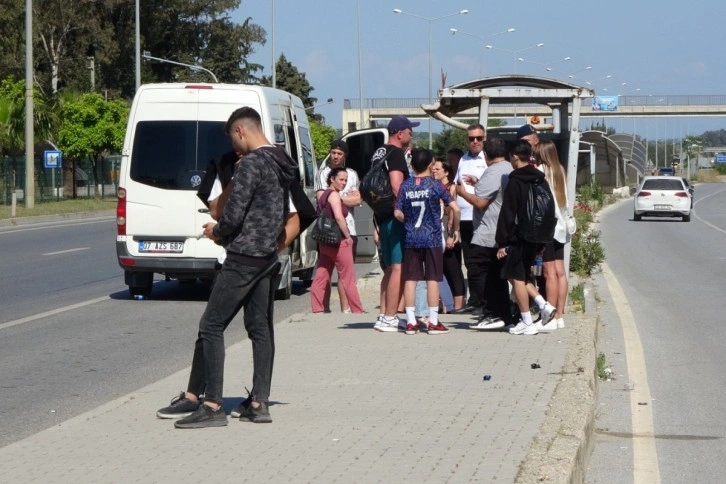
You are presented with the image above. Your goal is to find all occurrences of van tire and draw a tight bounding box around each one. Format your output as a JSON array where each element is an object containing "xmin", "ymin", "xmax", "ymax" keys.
[{"xmin": 126, "ymin": 271, "xmax": 153, "ymax": 298}]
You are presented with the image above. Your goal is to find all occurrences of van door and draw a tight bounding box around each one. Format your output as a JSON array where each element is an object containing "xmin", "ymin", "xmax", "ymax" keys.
[{"xmin": 332, "ymin": 128, "xmax": 388, "ymax": 260}]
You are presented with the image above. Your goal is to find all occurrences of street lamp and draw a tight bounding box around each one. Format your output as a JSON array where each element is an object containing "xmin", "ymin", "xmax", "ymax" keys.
[
  {"xmin": 485, "ymin": 42, "xmax": 544, "ymax": 74},
  {"xmin": 393, "ymin": 7, "xmax": 469, "ymax": 148},
  {"xmin": 517, "ymin": 56, "xmax": 571, "ymax": 74},
  {"xmin": 305, "ymin": 98, "xmax": 334, "ymax": 111},
  {"xmin": 585, "ymin": 74, "xmax": 613, "ymax": 87},
  {"xmin": 449, "ymin": 27, "xmax": 516, "ymax": 76},
  {"xmin": 356, "ymin": 0, "xmax": 364, "ymax": 129},
  {"xmin": 142, "ymin": 52, "xmax": 219, "ymax": 83},
  {"xmin": 565, "ymin": 66, "xmax": 592, "ymax": 80}
]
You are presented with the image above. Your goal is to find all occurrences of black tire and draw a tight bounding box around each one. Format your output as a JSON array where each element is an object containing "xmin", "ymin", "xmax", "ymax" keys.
[
  {"xmin": 129, "ymin": 284, "xmax": 152, "ymax": 298},
  {"xmin": 683, "ymin": 214, "xmax": 691, "ymax": 222},
  {"xmin": 634, "ymin": 212, "xmax": 642, "ymax": 221},
  {"xmin": 126, "ymin": 271, "xmax": 153, "ymax": 298}
]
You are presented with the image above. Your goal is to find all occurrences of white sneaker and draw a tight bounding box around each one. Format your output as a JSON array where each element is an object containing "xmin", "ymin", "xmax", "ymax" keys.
[
  {"xmin": 375, "ymin": 316, "xmax": 400, "ymax": 332},
  {"xmin": 470, "ymin": 317, "xmax": 505, "ymax": 330},
  {"xmin": 541, "ymin": 303, "xmax": 556, "ymax": 325},
  {"xmin": 373, "ymin": 315, "xmax": 385, "ymax": 331},
  {"xmin": 556, "ymin": 317, "xmax": 565, "ymax": 329},
  {"xmin": 509, "ymin": 321, "xmax": 538, "ymax": 335},
  {"xmin": 539, "ymin": 319, "xmax": 559, "ymax": 332}
]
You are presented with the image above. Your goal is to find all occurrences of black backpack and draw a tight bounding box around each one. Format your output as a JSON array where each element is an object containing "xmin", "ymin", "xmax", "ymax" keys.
[
  {"xmin": 360, "ymin": 148, "xmax": 395, "ymax": 217},
  {"xmin": 517, "ymin": 178, "xmax": 557, "ymax": 243}
]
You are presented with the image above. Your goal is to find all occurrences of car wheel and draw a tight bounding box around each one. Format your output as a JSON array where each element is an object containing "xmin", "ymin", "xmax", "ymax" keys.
[
  {"xmin": 634, "ymin": 212, "xmax": 642, "ymax": 221},
  {"xmin": 683, "ymin": 214, "xmax": 690, "ymax": 222}
]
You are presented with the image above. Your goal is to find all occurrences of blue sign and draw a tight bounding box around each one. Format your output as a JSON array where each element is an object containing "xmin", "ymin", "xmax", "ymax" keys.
[
  {"xmin": 593, "ymin": 96, "xmax": 618, "ymax": 112},
  {"xmin": 44, "ymin": 150, "xmax": 62, "ymax": 169},
  {"xmin": 715, "ymin": 154, "xmax": 726, "ymax": 163}
]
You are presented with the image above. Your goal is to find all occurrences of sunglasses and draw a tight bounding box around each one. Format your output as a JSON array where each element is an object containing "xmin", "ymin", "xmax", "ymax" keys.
[{"xmin": 468, "ymin": 136, "xmax": 484, "ymax": 142}]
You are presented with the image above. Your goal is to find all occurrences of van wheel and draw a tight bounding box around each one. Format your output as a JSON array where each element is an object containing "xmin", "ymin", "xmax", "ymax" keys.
[
  {"xmin": 275, "ymin": 266, "xmax": 292, "ymax": 300},
  {"xmin": 683, "ymin": 214, "xmax": 691, "ymax": 222},
  {"xmin": 634, "ymin": 212, "xmax": 642, "ymax": 221},
  {"xmin": 126, "ymin": 271, "xmax": 153, "ymax": 298}
]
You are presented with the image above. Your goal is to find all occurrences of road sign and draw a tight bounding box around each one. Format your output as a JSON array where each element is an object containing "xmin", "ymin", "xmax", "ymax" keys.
[
  {"xmin": 44, "ymin": 150, "xmax": 62, "ymax": 169},
  {"xmin": 715, "ymin": 154, "xmax": 726, "ymax": 163}
]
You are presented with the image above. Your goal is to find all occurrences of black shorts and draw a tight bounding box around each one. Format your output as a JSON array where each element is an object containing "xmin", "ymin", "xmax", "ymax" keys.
[
  {"xmin": 500, "ymin": 242, "xmax": 540, "ymax": 282},
  {"xmin": 542, "ymin": 240, "xmax": 565, "ymax": 262},
  {"xmin": 403, "ymin": 247, "xmax": 444, "ymax": 282}
]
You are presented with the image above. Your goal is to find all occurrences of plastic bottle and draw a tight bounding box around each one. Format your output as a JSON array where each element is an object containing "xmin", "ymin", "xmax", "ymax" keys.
[{"xmin": 532, "ymin": 255, "xmax": 543, "ymax": 276}]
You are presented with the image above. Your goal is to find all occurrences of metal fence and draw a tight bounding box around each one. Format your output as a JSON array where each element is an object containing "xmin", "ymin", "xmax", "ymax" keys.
[{"xmin": 1, "ymin": 155, "xmax": 120, "ymax": 205}]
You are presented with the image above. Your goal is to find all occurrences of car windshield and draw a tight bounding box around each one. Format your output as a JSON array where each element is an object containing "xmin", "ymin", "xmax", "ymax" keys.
[{"xmin": 642, "ymin": 179, "xmax": 684, "ymax": 190}]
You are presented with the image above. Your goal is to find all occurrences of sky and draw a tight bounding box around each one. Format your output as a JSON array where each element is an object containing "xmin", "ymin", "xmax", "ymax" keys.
[{"xmin": 232, "ymin": 0, "xmax": 726, "ymax": 139}]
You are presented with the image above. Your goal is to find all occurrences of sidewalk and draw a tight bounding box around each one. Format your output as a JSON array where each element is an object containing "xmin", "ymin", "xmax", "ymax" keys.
[{"xmin": 0, "ymin": 271, "xmax": 597, "ymax": 483}]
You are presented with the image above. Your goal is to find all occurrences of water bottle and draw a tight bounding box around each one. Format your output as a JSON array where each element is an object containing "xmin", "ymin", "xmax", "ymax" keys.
[{"xmin": 532, "ymin": 255, "xmax": 543, "ymax": 277}]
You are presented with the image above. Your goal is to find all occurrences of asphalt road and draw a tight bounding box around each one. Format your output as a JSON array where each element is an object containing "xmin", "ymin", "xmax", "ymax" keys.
[
  {"xmin": 587, "ymin": 182, "xmax": 726, "ymax": 483},
  {"xmin": 0, "ymin": 218, "xmax": 378, "ymax": 448}
]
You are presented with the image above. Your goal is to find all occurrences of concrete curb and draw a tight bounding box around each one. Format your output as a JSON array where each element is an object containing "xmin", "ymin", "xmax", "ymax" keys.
[
  {"xmin": 0, "ymin": 209, "xmax": 115, "ymax": 228},
  {"xmin": 516, "ymin": 277, "xmax": 599, "ymax": 483}
]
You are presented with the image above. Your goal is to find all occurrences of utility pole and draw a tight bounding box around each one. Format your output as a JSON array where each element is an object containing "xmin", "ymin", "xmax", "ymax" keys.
[{"xmin": 25, "ymin": 0, "xmax": 34, "ymax": 208}]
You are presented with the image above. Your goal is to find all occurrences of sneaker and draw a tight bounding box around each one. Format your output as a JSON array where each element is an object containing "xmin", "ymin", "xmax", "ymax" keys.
[
  {"xmin": 174, "ymin": 403, "xmax": 228, "ymax": 429},
  {"xmin": 539, "ymin": 319, "xmax": 559, "ymax": 332},
  {"xmin": 156, "ymin": 392, "xmax": 200, "ymax": 419},
  {"xmin": 541, "ymin": 303, "xmax": 556, "ymax": 325},
  {"xmin": 373, "ymin": 315, "xmax": 385, "ymax": 330},
  {"xmin": 343, "ymin": 308, "xmax": 352, "ymax": 314},
  {"xmin": 405, "ymin": 323, "xmax": 420, "ymax": 335},
  {"xmin": 470, "ymin": 317, "xmax": 505, "ymax": 330},
  {"xmin": 503, "ymin": 323, "xmax": 517, "ymax": 332},
  {"xmin": 427, "ymin": 322, "xmax": 450, "ymax": 334},
  {"xmin": 375, "ymin": 316, "xmax": 400, "ymax": 332},
  {"xmin": 238, "ymin": 401, "xmax": 272, "ymax": 423},
  {"xmin": 230, "ymin": 390, "xmax": 253, "ymax": 418},
  {"xmin": 509, "ymin": 322, "xmax": 538, "ymax": 335},
  {"xmin": 556, "ymin": 317, "xmax": 565, "ymax": 329}
]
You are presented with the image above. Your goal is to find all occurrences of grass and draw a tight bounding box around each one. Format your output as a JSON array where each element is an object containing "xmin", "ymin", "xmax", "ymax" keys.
[
  {"xmin": 569, "ymin": 283, "xmax": 585, "ymax": 313},
  {"xmin": 596, "ymin": 352, "xmax": 612, "ymax": 380},
  {"xmin": 0, "ymin": 197, "xmax": 117, "ymax": 220}
]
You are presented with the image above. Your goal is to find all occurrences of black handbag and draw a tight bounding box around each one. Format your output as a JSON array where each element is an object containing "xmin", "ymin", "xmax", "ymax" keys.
[{"xmin": 310, "ymin": 190, "xmax": 342, "ymax": 246}]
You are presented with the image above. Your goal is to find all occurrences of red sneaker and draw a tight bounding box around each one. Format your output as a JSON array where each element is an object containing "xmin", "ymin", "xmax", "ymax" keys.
[
  {"xmin": 427, "ymin": 322, "xmax": 450, "ymax": 335},
  {"xmin": 405, "ymin": 323, "xmax": 420, "ymax": 335}
]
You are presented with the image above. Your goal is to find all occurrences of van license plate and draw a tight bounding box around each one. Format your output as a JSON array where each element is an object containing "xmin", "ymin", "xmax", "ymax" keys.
[
  {"xmin": 138, "ymin": 241, "xmax": 184, "ymax": 253},
  {"xmin": 654, "ymin": 204, "xmax": 669, "ymax": 210}
]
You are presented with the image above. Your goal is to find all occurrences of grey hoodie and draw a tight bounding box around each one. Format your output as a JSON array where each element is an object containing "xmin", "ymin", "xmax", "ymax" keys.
[{"xmin": 213, "ymin": 146, "xmax": 298, "ymax": 258}]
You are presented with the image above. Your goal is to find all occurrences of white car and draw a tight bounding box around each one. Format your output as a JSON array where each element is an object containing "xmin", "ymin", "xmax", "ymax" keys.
[{"xmin": 633, "ymin": 176, "xmax": 691, "ymax": 222}]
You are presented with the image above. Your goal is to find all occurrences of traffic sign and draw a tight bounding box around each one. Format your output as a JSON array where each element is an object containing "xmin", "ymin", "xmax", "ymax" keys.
[
  {"xmin": 44, "ymin": 150, "xmax": 62, "ymax": 169},
  {"xmin": 715, "ymin": 154, "xmax": 726, "ymax": 163}
]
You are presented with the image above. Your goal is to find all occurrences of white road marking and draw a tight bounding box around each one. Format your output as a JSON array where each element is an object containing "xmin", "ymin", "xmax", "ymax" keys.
[
  {"xmin": 43, "ymin": 247, "xmax": 90, "ymax": 256},
  {"xmin": 693, "ymin": 188, "xmax": 726, "ymax": 235},
  {"xmin": 0, "ymin": 296, "xmax": 110, "ymax": 331},
  {"xmin": 602, "ymin": 263, "xmax": 661, "ymax": 483},
  {"xmin": 0, "ymin": 218, "xmax": 114, "ymax": 236}
]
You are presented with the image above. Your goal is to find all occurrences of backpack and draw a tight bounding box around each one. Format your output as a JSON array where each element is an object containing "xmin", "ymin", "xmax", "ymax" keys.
[
  {"xmin": 517, "ymin": 178, "xmax": 557, "ymax": 243},
  {"xmin": 360, "ymin": 148, "xmax": 395, "ymax": 217}
]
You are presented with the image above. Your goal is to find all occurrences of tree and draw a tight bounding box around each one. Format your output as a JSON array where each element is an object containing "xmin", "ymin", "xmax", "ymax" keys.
[
  {"xmin": 310, "ymin": 120, "xmax": 337, "ymax": 161},
  {"xmin": 0, "ymin": 78, "xmax": 58, "ymax": 155},
  {"xmin": 261, "ymin": 54, "xmax": 321, "ymax": 121},
  {"xmin": 433, "ymin": 119, "xmax": 505, "ymax": 156},
  {"xmin": 588, "ymin": 121, "xmax": 615, "ymax": 135},
  {"xmin": 56, "ymin": 93, "xmax": 128, "ymax": 196}
]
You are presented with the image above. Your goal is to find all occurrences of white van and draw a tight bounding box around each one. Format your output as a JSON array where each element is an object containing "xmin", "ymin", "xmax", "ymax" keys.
[{"xmin": 116, "ymin": 83, "xmax": 319, "ymax": 298}]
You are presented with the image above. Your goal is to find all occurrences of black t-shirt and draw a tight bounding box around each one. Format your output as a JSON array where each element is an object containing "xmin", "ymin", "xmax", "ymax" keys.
[{"xmin": 371, "ymin": 144, "xmax": 409, "ymax": 223}]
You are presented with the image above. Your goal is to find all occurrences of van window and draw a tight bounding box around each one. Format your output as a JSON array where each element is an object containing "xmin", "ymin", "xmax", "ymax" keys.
[
  {"xmin": 298, "ymin": 126, "xmax": 315, "ymax": 187},
  {"xmin": 130, "ymin": 121, "xmax": 229, "ymax": 190}
]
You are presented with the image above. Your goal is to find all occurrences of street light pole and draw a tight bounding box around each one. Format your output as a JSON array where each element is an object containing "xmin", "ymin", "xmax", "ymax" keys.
[
  {"xmin": 25, "ymin": 0, "xmax": 34, "ymax": 208},
  {"xmin": 272, "ymin": 0, "xmax": 276, "ymax": 88},
  {"xmin": 142, "ymin": 52, "xmax": 219, "ymax": 83},
  {"xmin": 484, "ymin": 43, "xmax": 544, "ymax": 74},
  {"xmin": 449, "ymin": 28, "xmax": 515, "ymax": 77},
  {"xmin": 135, "ymin": 0, "xmax": 140, "ymax": 92},
  {"xmin": 393, "ymin": 8, "xmax": 469, "ymax": 149},
  {"xmin": 356, "ymin": 0, "xmax": 364, "ymax": 129}
]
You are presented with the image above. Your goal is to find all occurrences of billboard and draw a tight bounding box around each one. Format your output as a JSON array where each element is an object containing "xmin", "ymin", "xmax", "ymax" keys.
[{"xmin": 592, "ymin": 96, "xmax": 618, "ymax": 112}]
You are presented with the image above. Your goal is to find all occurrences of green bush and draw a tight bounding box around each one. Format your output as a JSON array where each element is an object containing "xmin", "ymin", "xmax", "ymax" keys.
[
  {"xmin": 714, "ymin": 163, "xmax": 726, "ymax": 175},
  {"xmin": 577, "ymin": 181, "xmax": 605, "ymax": 208},
  {"xmin": 570, "ymin": 226, "xmax": 605, "ymax": 276}
]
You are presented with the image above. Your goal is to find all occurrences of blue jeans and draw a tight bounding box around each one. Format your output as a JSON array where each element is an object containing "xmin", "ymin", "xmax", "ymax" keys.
[
  {"xmin": 415, "ymin": 280, "xmax": 428, "ymax": 317},
  {"xmin": 187, "ymin": 257, "xmax": 280, "ymax": 405},
  {"xmin": 439, "ymin": 277, "xmax": 454, "ymax": 312}
]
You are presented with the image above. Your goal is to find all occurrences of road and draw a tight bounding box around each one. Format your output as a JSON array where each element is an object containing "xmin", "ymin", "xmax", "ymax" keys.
[
  {"xmin": 0, "ymin": 218, "xmax": 376, "ymax": 448},
  {"xmin": 587, "ymin": 183, "xmax": 726, "ymax": 483}
]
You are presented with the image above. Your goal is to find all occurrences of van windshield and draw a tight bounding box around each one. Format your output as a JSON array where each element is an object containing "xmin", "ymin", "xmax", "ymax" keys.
[{"xmin": 130, "ymin": 120, "xmax": 230, "ymax": 190}]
